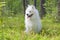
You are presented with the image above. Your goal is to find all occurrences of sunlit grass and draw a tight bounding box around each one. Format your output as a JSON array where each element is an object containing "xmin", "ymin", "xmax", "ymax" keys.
[{"xmin": 0, "ymin": 13, "xmax": 60, "ymax": 40}]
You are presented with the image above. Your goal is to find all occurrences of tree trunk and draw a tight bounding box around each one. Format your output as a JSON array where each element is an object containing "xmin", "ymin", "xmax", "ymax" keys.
[
  {"xmin": 23, "ymin": 0, "xmax": 29, "ymax": 14},
  {"xmin": 23, "ymin": 0, "xmax": 26, "ymax": 14},
  {"xmin": 34, "ymin": 0, "xmax": 36, "ymax": 7},
  {"xmin": 40, "ymin": 0, "xmax": 46, "ymax": 18},
  {"xmin": 57, "ymin": 0, "xmax": 60, "ymax": 21}
]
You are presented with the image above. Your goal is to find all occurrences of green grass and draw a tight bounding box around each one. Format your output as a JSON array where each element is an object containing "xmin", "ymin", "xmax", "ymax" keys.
[{"xmin": 0, "ymin": 13, "xmax": 60, "ymax": 40}]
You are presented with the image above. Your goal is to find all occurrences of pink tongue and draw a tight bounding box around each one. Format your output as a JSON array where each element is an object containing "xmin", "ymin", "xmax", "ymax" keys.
[{"xmin": 27, "ymin": 17, "xmax": 30, "ymax": 18}]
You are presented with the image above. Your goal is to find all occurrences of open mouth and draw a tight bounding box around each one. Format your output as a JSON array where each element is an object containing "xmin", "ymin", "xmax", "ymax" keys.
[{"xmin": 27, "ymin": 14, "xmax": 33, "ymax": 18}]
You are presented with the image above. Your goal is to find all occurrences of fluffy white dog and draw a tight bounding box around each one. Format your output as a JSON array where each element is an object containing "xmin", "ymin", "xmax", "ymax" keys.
[{"xmin": 25, "ymin": 5, "xmax": 42, "ymax": 33}]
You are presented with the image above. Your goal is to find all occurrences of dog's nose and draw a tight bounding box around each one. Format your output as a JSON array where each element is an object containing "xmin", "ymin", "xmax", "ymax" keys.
[{"xmin": 27, "ymin": 14, "xmax": 29, "ymax": 16}]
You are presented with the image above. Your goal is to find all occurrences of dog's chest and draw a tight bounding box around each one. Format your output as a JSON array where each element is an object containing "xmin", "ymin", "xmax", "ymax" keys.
[{"xmin": 26, "ymin": 19, "xmax": 37, "ymax": 27}]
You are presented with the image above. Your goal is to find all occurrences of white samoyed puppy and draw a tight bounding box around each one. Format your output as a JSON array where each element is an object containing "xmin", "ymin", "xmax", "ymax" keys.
[{"xmin": 25, "ymin": 5, "xmax": 42, "ymax": 34}]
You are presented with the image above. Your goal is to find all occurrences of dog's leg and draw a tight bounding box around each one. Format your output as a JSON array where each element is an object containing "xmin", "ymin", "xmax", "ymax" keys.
[{"xmin": 25, "ymin": 27, "xmax": 29, "ymax": 33}]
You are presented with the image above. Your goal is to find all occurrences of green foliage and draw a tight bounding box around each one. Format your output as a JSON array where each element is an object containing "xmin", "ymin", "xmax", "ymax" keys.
[
  {"xmin": 0, "ymin": 13, "xmax": 60, "ymax": 40},
  {"xmin": 6, "ymin": 0, "xmax": 23, "ymax": 13},
  {"xmin": 44, "ymin": 0, "xmax": 57, "ymax": 14},
  {"xmin": 0, "ymin": 0, "xmax": 60, "ymax": 40},
  {"xmin": 0, "ymin": 2, "xmax": 6, "ymax": 16}
]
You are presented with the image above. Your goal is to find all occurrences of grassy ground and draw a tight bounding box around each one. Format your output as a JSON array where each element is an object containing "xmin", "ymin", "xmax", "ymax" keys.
[{"xmin": 0, "ymin": 13, "xmax": 60, "ymax": 40}]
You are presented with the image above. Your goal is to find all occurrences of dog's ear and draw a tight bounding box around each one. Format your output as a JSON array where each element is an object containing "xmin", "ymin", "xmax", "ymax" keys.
[
  {"xmin": 28, "ymin": 5, "xmax": 30, "ymax": 7},
  {"xmin": 26, "ymin": 5, "xmax": 30, "ymax": 9},
  {"xmin": 26, "ymin": 5, "xmax": 30, "ymax": 8},
  {"xmin": 32, "ymin": 5, "xmax": 35, "ymax": 9}
]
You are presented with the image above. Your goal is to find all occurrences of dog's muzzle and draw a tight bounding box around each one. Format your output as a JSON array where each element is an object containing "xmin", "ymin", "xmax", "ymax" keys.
[{"xmin": 27, "ymin": 14, "xmax": 33, "ymax": 18}]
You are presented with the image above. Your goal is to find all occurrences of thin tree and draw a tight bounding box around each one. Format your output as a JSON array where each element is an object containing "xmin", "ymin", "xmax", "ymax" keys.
[
  {"xmin": 57, "ymin": 0, "xmax": 60, "ymax": 21},
  {"xmin": 23, "ymin": 0, "xmax": 29, "ymax": 14},
  {"xmin": 34, "ymin": 0, "xmax": 36, "ymax": 7},
  {"xmin": 40, "ymin": 0, "xmax": 46, "ymax": 18},
  {"xmin": 23, "ymin": 0, "xmax": 26, "ymax": 14}
]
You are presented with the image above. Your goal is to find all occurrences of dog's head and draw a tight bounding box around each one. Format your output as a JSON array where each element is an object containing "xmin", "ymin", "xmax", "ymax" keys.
[{"xmin": 25, "ymin": 5, "xmax": 35, "ymax": 18}]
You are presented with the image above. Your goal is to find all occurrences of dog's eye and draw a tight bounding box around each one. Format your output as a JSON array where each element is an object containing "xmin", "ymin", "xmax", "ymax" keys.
[{"xmin": 29, "ymin": 11, "xmax": 31, "ymax": 13}]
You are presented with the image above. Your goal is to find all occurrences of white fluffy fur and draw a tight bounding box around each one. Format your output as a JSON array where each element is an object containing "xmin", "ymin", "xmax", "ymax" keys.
[{"xmin": 25, "ymin": 5, "xmax": 42, "ymax": 33}]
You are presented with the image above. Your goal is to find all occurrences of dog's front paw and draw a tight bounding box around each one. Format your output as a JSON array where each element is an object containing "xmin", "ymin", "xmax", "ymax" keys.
[{"xmin": 24, "ymin": 30, "xmax": 29, "ymax": 34}]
